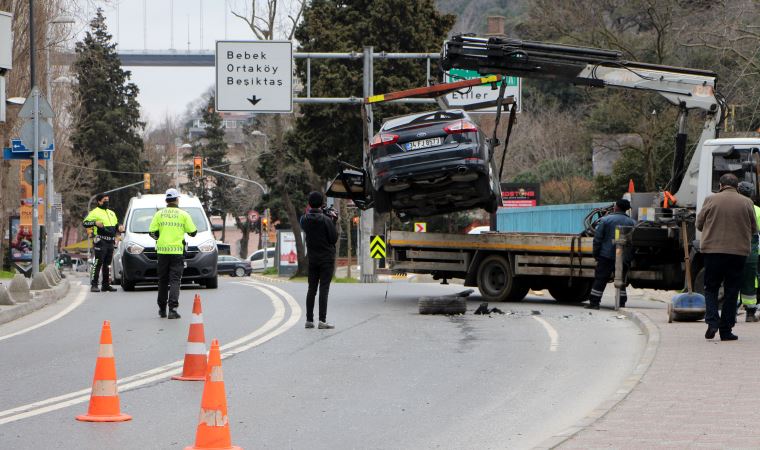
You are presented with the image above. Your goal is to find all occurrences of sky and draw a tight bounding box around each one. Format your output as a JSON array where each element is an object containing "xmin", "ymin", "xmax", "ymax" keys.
[{"xmin": 73, "ymin": 0, "xmax": 289, "ymax": 125}]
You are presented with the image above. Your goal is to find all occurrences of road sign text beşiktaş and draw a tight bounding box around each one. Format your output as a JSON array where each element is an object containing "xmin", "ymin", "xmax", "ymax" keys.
[{"xmin": 216, "ymin": 41, "xmax": 292, "ymax": 113}]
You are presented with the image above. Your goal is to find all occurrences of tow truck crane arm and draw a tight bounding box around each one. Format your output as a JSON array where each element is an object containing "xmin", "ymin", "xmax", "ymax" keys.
[{"xmin": 440, "ymin": 34, "xmax": 725, "ymax": 207}]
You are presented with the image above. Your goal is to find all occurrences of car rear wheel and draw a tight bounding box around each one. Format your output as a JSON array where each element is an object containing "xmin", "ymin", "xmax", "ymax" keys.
[
  {"xmin": 121, "ymin": 278, "xmax": 136, "ymax": 291},
  {"xmin": 374, "ymin": 189, "xmax": 391, "ymax": 213},
  {"xmin": 234, "ymin": 267, "xmax": 246, "ymax": 277}
]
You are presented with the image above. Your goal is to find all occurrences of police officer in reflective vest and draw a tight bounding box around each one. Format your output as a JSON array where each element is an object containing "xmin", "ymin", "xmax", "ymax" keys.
[
  {"xmin": 83, "ymin": 193, "xmax": 122, "ymax": 293},
  {"xmin": 149, "ymin": 189, "xmax": 197, "ymax": 319}
]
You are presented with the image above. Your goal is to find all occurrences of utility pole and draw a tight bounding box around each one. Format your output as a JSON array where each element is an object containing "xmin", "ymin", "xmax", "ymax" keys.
[
  {"xmin": 360, "ymin": 46, "xmax": 376, "ymax": 283},
  {"xmin": 29, "ymin": 0, "xmax": 40, "ymax": 277}
]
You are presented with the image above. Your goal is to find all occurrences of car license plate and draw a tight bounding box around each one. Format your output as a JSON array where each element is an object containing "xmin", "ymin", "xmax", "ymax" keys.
[{"xmin": 405, "ymin": 137, "xmax": 442, "ymax": 151}]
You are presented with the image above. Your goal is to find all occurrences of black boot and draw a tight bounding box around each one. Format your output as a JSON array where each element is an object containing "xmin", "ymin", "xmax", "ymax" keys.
[
  {"xmin": 90, "ymin": 286, "xmax": 100, "ymax": 293},
  {"xmin": 167, "ymin": 309, "xmax": 181, "ymax": 319},
  {"xmin": 747, "ymin": 308, "xmax": 758, "ymax": 322},
  {"xmin": 158, "ymin": 308, "xmax": 167, "ymax": 318},
  {"xmin": 102, "ymin": 286, "xmax": 118, "ymax": 292}
]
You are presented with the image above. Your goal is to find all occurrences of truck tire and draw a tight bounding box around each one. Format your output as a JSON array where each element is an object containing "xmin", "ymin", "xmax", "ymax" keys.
[
  {"xmin": 548, "ymin": 280, "xmax": 592, "ymax": 304},
  {"xmin": 418, "ymin": 295, "xmax": 467, "ymax": 315},
  {"xmin": 477, "ymin": 255, "xmax": 524, "ymax": 302}
]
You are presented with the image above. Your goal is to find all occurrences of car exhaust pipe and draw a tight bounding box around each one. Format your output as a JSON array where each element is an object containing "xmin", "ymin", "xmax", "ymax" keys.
[
  {"xmin": 456, "ymin": 166, "xmax": 468, "ymax": 174},
  {"xmin": 389, "ymin": 176, "xmax": 399, "ymax": 184}
]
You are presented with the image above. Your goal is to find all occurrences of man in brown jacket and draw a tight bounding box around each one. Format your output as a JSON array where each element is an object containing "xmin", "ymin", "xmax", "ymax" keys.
[{"xmin": 697, "ymin": 173, "xmax": 758, "ymax": 341}]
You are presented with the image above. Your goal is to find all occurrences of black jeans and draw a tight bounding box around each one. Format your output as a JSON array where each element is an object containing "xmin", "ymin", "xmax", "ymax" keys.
[
  {"xmin": 157, "ymin": 254, "xmax": 184, "ymax": 311},
  {"xmin": 306, "ymin": 262, "xmax": 334, "ymax": 322},
  {"xmin": 588, "ymin": 256, "xmax": 627, "ymax": 306},
  {"xmin": 91, "ymin": 243, "xmax": 114, "ymax": 288},
  {"xmin": 704, "ymin": 253, "xmax": 746, "ymax": 331}
]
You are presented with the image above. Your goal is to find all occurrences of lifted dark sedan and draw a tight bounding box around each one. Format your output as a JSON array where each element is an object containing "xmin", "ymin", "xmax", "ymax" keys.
[
  {"xmin": 367, "ymin": 109, "xmax": 501, "ymax": 218},
  {"xmin": 217, "ymin": 255, "xmax": 251, "ymax": 277}
]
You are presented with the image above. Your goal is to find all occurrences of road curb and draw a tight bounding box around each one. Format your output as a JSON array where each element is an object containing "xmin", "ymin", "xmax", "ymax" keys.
[
  {"xmin": 249, "ymin": 274, "xmax": 288, "ymax": 283},
  {"xmin": 533, "ymin": 308, "xmax": 660, "ymax": 449},
  {"xmin": 0, "ymin": 279, "xmax": 71, "ymax": 326}
]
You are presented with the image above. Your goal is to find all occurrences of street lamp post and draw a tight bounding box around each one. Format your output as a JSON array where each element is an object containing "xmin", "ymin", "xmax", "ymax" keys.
[
  {"xmin": 44, "ymin": 15, "xmax": 75, "ymax": 265},
  {"xmin": 178, "ymin": 143, "xmax": 192, "ymax": 189}
]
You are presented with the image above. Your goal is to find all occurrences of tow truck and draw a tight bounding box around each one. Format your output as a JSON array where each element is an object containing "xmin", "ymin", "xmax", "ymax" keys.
[{"xmin": 328, "ymin": 34, "xmax": 760, "ymax": 303}]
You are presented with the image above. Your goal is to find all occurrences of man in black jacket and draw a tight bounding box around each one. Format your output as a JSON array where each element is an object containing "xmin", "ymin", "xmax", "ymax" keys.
[{"xmin": 300, "ymin": 191, "xmax": 338, "ymax": 329}]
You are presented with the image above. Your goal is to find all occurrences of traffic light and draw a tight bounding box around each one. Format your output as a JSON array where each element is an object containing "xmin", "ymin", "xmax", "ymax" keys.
[
  {"xmin": 193, "ymin": 156, "xmax": 203, "ymax": 178},
  {"xmin": 143, "ymin": 173, "xmax": 151, "ymax": 190},
  {"xmin": 261, "ymin": 217, "xmax": 268, "ymax": 233}
]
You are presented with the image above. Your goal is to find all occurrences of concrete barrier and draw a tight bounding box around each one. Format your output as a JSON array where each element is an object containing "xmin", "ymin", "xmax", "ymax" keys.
[
  {"xmin": 30, "ymin": 272, "xmax": 53, "ymax": 290},
  {"xmin": 0, "ymin": 279, "xmax": 71, "ymax": 326},
  {"xmin": 0, "ymin": 284, "xmax": 15, "ymax": 305},
  {"xmin": 9, "ymin": 274, "xmax": 31, "ymax": 303},
  {"xmin": 42, "ymin": 269, "xmax": 58, "ymax": 287},
  {"xmin": 45, "ymin": 266, "xmax": 61, "ymax": 283}
]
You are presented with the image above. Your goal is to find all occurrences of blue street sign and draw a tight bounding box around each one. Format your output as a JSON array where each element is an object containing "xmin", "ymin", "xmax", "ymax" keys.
[
  {"xmin": 3, "ymin": 148, "xmax": 51, "ymax": 160},
  {"xmin": 10, "ymin": 138, "xmax": 53, "ymax": 153}
]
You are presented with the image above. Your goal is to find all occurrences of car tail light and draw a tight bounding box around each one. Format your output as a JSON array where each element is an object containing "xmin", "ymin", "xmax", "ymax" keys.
[
  {"xmin": 444, "ymin": 119, "xmax": 478, "ymax": 134},
  {"xmin": 370, "ymin": 132, "xmax": 399, "ymax": 149}
]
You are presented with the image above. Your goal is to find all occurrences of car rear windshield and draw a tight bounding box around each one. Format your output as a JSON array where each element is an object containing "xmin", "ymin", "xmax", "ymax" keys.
[
  {"xmin": 129, "ymin": 207, "xmax": 209, "ymax": 232},
  {"xmin": 382, "ymin": 110, "xmax": 466, "ymax": 131}
]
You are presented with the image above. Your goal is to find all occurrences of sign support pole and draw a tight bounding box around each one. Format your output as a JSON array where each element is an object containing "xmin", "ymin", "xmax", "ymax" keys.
[
  {"xmin": 32, "ymin": 88, "xmax": 39, "ymax": 277},
  {"xmin": 360, "ymin": 46, "xmax": 376, "ymax": 283}
]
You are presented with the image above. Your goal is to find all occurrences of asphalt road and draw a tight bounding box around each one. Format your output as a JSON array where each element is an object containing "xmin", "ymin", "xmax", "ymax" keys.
[{"xmin": 0, "ymin": 276, "xmax": 644, "ymax": 449}]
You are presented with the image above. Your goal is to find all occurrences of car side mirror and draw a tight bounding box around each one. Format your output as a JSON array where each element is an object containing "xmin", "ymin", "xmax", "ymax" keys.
[{"xmin": 211, "ymin": 223, "xmax": 223, "ymax": 232}]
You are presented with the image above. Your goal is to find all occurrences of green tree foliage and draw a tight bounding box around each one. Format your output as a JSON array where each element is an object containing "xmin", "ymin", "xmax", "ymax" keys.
[
  {"xmin": 71, "ymin": 9, "xmax": 144, "ymax": 218},
  {"xmin": 290, "ymin": 0, "xmax": 456, "ymax": 181},
  {"xmin": 185, "ymin": 97, "xmax": 236, "ymax": 238}
]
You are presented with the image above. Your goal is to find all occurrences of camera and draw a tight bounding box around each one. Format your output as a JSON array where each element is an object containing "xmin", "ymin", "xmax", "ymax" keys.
[{"xmin": 323, "ymin": 205, "xmax": 339, "ymax": 223}]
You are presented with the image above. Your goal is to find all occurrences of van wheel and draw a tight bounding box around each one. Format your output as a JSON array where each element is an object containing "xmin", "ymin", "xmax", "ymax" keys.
[
  {"xmin": 477, "ymin": 255, "xmax": 525, "ymax": 302},
  {"xmin": 122, "ymin": 278, "xmax": 136, "ymax": 291},
  {"xmin": 204, "ymin": 276, "xmax": 219, "ymax": 289},
  {"xmin": 548, "ymin": 279, "xmax": 593, "ymax": 304}
]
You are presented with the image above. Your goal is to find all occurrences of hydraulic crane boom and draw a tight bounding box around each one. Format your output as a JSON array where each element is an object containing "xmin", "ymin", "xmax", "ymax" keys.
[{"xmin": 441, "ymin": 34, "xmax": 726, "ymax": 208}]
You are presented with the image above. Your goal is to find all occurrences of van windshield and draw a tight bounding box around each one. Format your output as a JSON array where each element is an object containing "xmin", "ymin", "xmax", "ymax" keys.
[{"xmin": 129, "ymin": 207, "xmax": 209, "ymax": 233}]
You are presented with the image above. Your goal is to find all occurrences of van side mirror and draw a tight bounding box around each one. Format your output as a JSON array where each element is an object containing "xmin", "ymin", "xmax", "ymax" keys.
[{"xmin": 211, "ymin": 223, "xmax": 223, "ymax": 232}]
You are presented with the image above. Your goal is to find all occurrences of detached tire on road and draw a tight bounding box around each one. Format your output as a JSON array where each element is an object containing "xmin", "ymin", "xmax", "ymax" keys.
[
  {"xmin": 477, "ymin": 255, "xmax": 527, "ymax": 302},
  {"xmin": 418, "ymin": 296, "xmax": 467, "ymax": 315}
]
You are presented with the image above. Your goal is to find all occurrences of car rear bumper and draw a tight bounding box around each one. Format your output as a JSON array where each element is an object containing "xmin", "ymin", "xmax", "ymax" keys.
[
  {"xmin": 373, "ymin": 156, "xmax": 489, "ymax": 191},
  {"xmin": 122, "ymin": 251, "xmax": 218, "ymax": 284}
]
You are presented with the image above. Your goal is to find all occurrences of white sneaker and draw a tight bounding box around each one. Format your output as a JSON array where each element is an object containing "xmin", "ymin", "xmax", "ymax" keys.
[
  {"xmin": 318, "ymin": 321, "xmax": 334, "ymax": 329},
  {"xmin": 305, "ymin": 321, "xmax": 315, "ymax": 329}
]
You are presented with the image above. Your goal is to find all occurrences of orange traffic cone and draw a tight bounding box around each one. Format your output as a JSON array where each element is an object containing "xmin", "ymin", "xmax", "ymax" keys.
[
  {"xmin": 185, "ymin": 339, "xmax": 241, "ymax": 450},
  {"xmin": 173, "ymin": 294, "xmax": 207, "ymax": 381},
  {"xmin": 628, "ymin": 179, "xmax": 635, "ymax": 193},
  {"xmin": 76, "ymin": 320, "xmax": 132, "ymax": 422}
]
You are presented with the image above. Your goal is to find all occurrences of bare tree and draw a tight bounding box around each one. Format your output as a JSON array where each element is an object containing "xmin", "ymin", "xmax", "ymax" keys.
[{"xmin": 230, "ymin": 0, "xmax": 305, "ymax": 41}]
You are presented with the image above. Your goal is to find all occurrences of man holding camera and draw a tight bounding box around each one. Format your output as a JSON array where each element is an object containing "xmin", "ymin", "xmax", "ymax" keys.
[{"xmin": 300, "ymin": 191, "xmax": 338, "ymax": 329}]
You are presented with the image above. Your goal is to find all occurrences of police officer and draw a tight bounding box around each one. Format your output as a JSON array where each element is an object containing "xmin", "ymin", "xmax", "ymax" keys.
[
  {"xmin": 149, "ymin": 189, "xmax": 198, "ymax": 319},
  {"xmin": 586, "ymin": 198, "xmax": 636, "ymax": 309},
  {"xmin": 83, "ymin": 193, "xmax": 122, "ymax": 293}
]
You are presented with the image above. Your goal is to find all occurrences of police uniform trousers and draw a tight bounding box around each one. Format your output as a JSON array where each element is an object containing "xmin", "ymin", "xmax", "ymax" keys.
[
  {"xmin": 157, "ymin": 254, "xmax": 184, "ymax": 311},
  {"xmin": 91, "ymin": 240, "xmax": 115, "ymax": 288}
]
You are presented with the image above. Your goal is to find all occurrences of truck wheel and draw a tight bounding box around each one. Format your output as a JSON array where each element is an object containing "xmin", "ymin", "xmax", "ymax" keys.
[
  {"xmin": 418, "ymin": 296, "xmax": 467, "ymax": 315},
  {"xmin": 204, "ymin": 276, "xmax": 219, "ymax": 289},
  {"xmin": 548, "ymin": 280, "xmax": 592, "ymax": 304},
  {"xmin": 477, "ymin": 255, "xmax": 522, "ymax": 302}
]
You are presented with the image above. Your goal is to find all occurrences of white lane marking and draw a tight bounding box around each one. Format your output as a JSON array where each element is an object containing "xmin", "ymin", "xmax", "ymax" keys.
[
  {"xmin": 0, "ymin": 281, "xmax": 300, "ymax": 425},
  {"xmin": 0, "ymin": 285, "xmax": 88, "ymax": 342},
  {"xmin": 532, "ymin": 316, "xmax": 559, "ymax": 352}
]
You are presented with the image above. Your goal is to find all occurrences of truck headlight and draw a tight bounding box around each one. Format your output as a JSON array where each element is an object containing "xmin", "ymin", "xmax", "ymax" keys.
[
  {"xmin": 126, "ymin": 242, "xmax": 144, "ymax": 255},
  {"xmin": 198, "ymin": 240, "xmax": 216, "ymax": 253}
]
